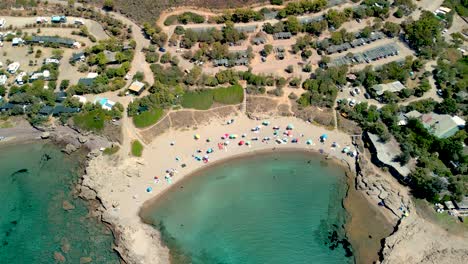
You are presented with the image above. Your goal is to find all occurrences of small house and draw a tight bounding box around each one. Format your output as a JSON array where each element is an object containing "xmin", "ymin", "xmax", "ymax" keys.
[
  {"xmin": 0, "ymin": 103, "xmax": 14, "ymax": 112},
  {"xmin": 44, "ymin": 58, "xmax": 60, "ymax": 65},
  {"xmin": 12, "ymin": 38, "xmax": 24, "ymax": 46},
  {"xmin": 128, "ymin": 81, "xmax": 145, "ymax": 95},
  {"xmin": 39, "ymin": 105, "xmax": 54, "ymax": 115},
  {"xmin": 273, "ymin": 32, "xmax": 292, "ymax": 40},
  {"xmin": 213, "ymin": 59, "xmax": 229, "ymax": 67},
  {"xmin": 7, "ymin": 62, "xmax": 20, "ymax": 73},
  {"xmin": 72, "ymin": 95, "xmax": 87, "ymax": 104},
  {"xmin": 372, "ymin": 81, "xmax": 406, "ymax": 96},
  {"xmin": 54, "ymin": 91, "xmax": 67, "ymax": 103},
  {"xmin": 70, "ymin": 52, "xmax": 86, "ymax": 63},
  {"xmin": 252, "ymin": 37, "xmax": 266, "ymax": 45},
  {"xmin": 52, "ymin": 105, "xmax": 80, "ymax": 116},
  {"xmin": 29, "ymin": 36, "xmax": 76, "ymax": 48}
]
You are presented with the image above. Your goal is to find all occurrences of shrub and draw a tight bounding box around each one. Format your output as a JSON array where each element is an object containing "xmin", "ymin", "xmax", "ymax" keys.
[{"xmin": 131, "ymin": 140, "xmax": 144, "ymax": 157}]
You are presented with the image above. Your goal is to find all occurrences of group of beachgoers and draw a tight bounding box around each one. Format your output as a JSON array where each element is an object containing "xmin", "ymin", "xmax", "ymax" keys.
[{"xmin": 145, "ymin": 120, "xmax": 356, "ymax": 193}]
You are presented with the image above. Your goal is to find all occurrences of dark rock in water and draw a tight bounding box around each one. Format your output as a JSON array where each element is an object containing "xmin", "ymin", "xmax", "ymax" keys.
[
  {"xmin": 54, "ymin": 251, "xmax": 66, "ymax": 263},
  {"xmin": 42, "ymin": 154, "xmax": 52, "ymax": 161},
  {"xmin": 2, "ymin": 241, "xmax": 8, "ymax": 246},
  {"xmin": 10, "ymin": 220, "xmax": 18, "ymax": 225},
  {"xmin": 80, "ymin": 257, "xmax": 92, "ymax": 264},
  {"xmin": 62, "ymin": 201, "xmax": 75, "ymax": 211},
  {"xmin": 12, "ymin": 169, "xmax": 28, "ymax": 174},
  {"xmin": 10, "ymin": 169, "xmax": 29, "ymax": 181}
]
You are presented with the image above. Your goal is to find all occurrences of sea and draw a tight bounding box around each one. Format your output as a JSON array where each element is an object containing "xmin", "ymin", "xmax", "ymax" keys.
[
  {"xmin": 0, "ymin": 142, "xmax": 120, "ymax": 263},
  {"xmin": 141, "ymin": 151, "xmax": 354, "ymax": 264}
]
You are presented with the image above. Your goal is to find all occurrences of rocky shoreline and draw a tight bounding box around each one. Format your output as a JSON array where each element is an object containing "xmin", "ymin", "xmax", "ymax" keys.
[{"xmin": 20, "ymin": 122, "xmax": 467, "ymax": 264}]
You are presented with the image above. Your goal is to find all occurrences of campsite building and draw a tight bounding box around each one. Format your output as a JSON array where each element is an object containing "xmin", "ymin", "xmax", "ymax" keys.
[
  {"xmin": 29, "ymin": 36, "xmax": 77, "ymax": 48},
  {"xmin": 365, "ymin": 132, "xmax": 412, "ymax": 180},
  {"xmin": 403, "ymin": 111, "xmax": 466, "ymax": 138},
  {"xmin": 372, "ymin": 81, "xmax": 406, "ymax": 96},
  {"xmin": 273, "ymin": 32, "xmax": 292, "ymax": 40},
  {"xmin": 128, "ymin": 81, "xmax": 145, "ymax": 95}
]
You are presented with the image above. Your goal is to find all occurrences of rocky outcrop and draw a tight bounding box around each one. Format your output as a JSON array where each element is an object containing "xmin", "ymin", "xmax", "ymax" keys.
[
  {"xmin": 79, "ymin": 156, "xmax": 170, "ymax": 264},
  {"xmin": 380, "ymin": 213, "xmax": 468, "ymax": 264}
]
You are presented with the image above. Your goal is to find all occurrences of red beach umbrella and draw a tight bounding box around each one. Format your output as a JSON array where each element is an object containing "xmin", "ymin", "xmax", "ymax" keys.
[{"xmin": 238, "ymin": 140, "xmax": 245, "ymax": 146}]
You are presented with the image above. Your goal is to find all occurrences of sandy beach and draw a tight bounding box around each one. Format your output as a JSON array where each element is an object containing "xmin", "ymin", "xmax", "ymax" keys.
[{"xmin": 83, "ymin": 114, "xmax": 361, "ymax": 263}]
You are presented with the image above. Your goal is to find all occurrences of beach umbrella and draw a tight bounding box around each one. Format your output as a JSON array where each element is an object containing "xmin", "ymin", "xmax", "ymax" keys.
[
  {"xmin": 229, "ymin": 134, "xmax": 235, "ymax": 139},
  {"xmin": 287, "ymin": 130, "xmax": 292, "ymax": 137},
  {"xmin": 206, "ymin": 138, "xmax": 211, "ymax": 142},
  {"xmin": 194, "ymin": 134, "xmax": 200, "ymax": 140},
  {"xmin": 238, "ymin": 140, "xmax": 245, "ymax": 146},
  {"xmin": 218, "ymin": 143, "xmax": 223, "ymax": 150},
  {"xmin": 292, "ymin": 138, "xmax": 298, "ymax": 143},
  {"xmin": 332, "ymin": 142, "xmax": 338, "ymax": 148},
  {"xmin": 320, "ymin": 134, "xmax": 328, "ymax": 141},
  {"xmin": 195, "ymin": 156, "xmax": 202, "ymax": 161},
  {"xmin": 146, "ymin": 187, "xmax": 153, "ymax": 193},
  {"xmin": 287, "ymin": 124, "xmax": 294, "ymax": 130},
  {"xmin": 246, "ymin": 141, "xmax": 251, "ymax": 146},
  {"xmin": 207, "ymin": 148, "xmax": 213, "ymax": 154},
  {"xmin": 306, "ymin": 139, "xmax": 313, "ymax": 145},
  {"xmin": 262, "ymin": 121, "xmax": 270, "ymax": 126},
  {"xmin": 222, "ymin": 133, "xmax": 229, "ymax": 139},
  {"xmin": 224, "ymin": 141, "xmax": 230, "ymax": 145},
  {"xmin": 342, "ymin": 147, "xmax": 350, "ymax": 154}
]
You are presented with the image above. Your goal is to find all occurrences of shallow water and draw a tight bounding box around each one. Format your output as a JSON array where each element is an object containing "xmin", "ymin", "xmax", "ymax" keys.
[
  {"xmin": 142, "ymin": 152, "xmax": 353, "ymax": 264},
  {"xmin": 0, "ymin": 143, "xmax": 119, "ymax": 263}
]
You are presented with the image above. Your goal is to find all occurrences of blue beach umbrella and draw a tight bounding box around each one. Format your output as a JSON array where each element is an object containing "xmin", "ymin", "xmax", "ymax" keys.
[
  {"xmin": 146, "ymin": 187, "xmax": 153, "ymax": 193},
  {"xmin": 320, "ymin": 134, "xmax": 328, "ymax": 141}
]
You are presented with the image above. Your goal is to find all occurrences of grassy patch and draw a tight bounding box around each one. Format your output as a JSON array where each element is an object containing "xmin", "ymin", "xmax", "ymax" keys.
[
  {"xmin": 213, "ymin": 84, "xmax": 244, "ymax": 104},
  {"xmin": 133, "ymin": 108, "xmax": 164, "ymax": 128},
  {"xmin": 131, "ymin": 140, "xmax": 144, "ymax": 157},
  {"xmin": 181, "ymin": 90, "xmax": 214, "ymax": 110},
  {"xmin": 73, "ymin": 109, "xmax": 109, "ymax": 132},
  {"xmin": 181, "ymin": 84, "xmax": 244, "ymax": 110},
  {"xmin": 103, "ymin": 145, "xmax": 120, "ymax": 155}
]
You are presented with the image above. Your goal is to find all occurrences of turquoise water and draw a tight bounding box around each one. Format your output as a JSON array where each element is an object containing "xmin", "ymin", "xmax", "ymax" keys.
[
  {"xmin": 0, "ymin": 143, "xmax": 119, "ymax": 263},
  {"xmin": 142, "ymin": 152, "xmax": 353, "ymax": 264}
]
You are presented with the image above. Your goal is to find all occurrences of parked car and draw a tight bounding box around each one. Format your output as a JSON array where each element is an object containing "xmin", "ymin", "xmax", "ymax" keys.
[
  {"xmin": 364, "ymin": 93, "xmax": 371, "ymax": 99},
  {"xmin": 159, "ymin": 47, "xmax": 166, "ymax": 52}
]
